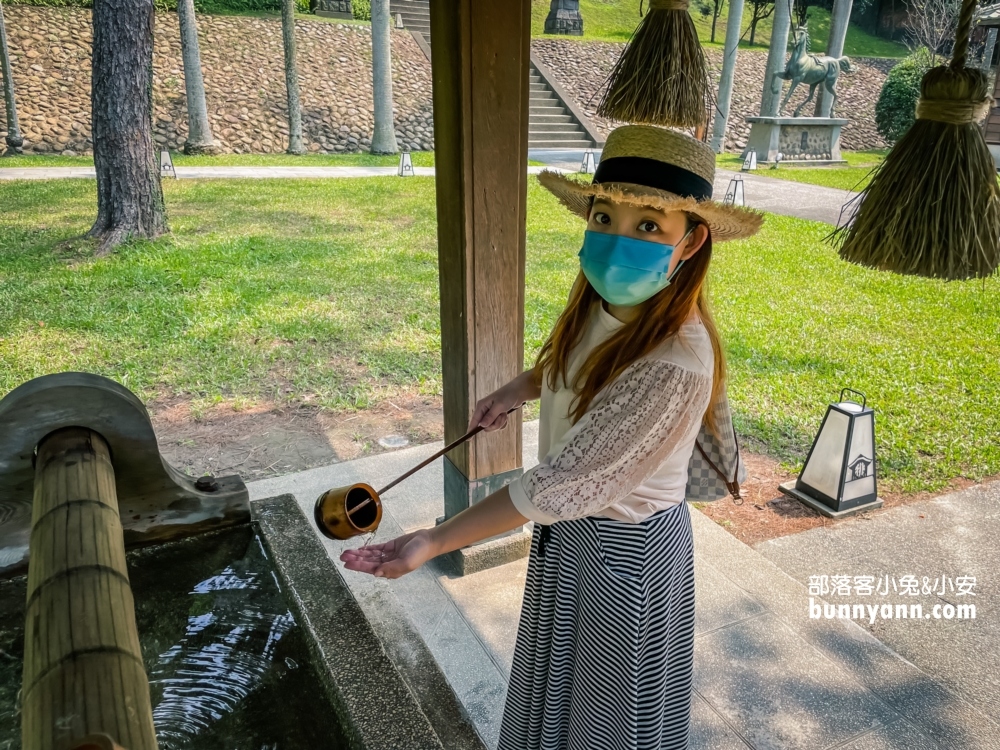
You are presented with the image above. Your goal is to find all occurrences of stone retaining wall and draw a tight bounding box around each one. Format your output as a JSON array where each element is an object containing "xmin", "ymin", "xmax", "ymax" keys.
[
  {"xmin": 532, "ymin": 39, "xmax": 895, "ymax": 153},
  {"xmin": 1, "ymin": 5, "xmax": 893, "ymax": 155},
  {"xmin": 2, "ymin": 5, "xmax": 433, "ymax": 155}
]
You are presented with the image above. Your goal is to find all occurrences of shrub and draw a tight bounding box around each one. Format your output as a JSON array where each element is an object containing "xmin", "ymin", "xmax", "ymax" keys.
[
  {"xmin": 352, "ymin": 0, "xmax": 370, "ymax": 21},
  {"xmin": 874, "ymin": 47, "xmax": 934, "ymax": 144}
]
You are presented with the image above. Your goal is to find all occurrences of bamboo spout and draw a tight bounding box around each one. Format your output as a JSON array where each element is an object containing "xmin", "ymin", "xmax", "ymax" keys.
[{"xmin": 21, "ymin": 427, "xmax": 158, "ymax": 750}]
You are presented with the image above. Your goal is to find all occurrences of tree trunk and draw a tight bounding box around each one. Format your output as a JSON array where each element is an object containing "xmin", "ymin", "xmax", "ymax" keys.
[
  {"xmin": 712, "ymin": 0, "xmax": 745, "ymax": 152},
  {"xmin": 814, "ymin": 0, "xmax": 853, "ymax": 116},
  {"xmin": 750, "ymin": 13, "xmax": 758, "ymax": 44},
  {"xmin": 177, "ymin": 0, "xmax": 219, "ymax": 154},
  {"xmin": 89, "ymin": 0, "xmax": 168, "ymax": 255},
  {"xmin": 282, "ymin": 0, "xmax": 305, "ymax": 154},
  {"xmin": 759, "ymin": 0, "xmax": 791, "ymax": 116},
  {"xmin": 0, "ymin": 0, "xmax": 23, "ymax": 155},
  {"xmin": 370, "ymin": 0, "xmax": 398, "ymax": 154},
  {"xmin": 711, "ymin": 2, "xmax": 720, "ymax": 43}
]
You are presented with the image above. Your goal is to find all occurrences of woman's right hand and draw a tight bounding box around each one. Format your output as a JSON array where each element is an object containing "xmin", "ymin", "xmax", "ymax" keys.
[{"xmin": 468, "ymin": 379, "xmax": 528, "ymax": 433}]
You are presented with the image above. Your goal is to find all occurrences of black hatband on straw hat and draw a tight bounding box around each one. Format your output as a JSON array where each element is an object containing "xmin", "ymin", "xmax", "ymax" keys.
[
  {"xmin": 593, "ymin": 156, "xmax": 714, "ymax": 201},
  {"xmin": 536, "ymin": 125, "xmax": 764, "ymax": 241}
]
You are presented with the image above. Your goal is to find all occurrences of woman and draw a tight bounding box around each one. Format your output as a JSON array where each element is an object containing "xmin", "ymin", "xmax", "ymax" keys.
[{"xmin": 341, "ymin": 124, "xmax": 763, "ymax": 750}]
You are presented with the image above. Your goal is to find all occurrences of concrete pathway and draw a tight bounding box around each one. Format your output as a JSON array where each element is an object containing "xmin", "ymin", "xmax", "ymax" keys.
[
  {"xmin": 755, "ymin": 482, "xmax": 1000, "ymax": 738},
  {"xmin": 0, "ymin": 148, "xmax": 858, "ymax": 226},
  {"xmin": 247, "ymin": 421, "xmax": 998, "ymax": 750},
  {"xmin": 0, "ymin": 165, "xmax": 565, "ymax": 180}
]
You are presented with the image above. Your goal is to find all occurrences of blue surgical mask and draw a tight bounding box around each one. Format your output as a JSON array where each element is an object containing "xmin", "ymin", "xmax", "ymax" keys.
[{"xmin": 578, "ymin": 228, "xmax": 694, "ymax": 307}]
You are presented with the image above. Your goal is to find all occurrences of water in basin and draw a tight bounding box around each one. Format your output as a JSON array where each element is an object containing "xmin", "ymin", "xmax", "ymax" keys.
[{"xmin": 0, "ymin": 525, "xmax": 347, "ymax": 749}]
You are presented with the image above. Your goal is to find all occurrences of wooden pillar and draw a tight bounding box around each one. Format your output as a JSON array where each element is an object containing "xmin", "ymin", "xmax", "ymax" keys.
[
  {"xmin": 429, "ymin": 0, "xmax": 532, "ymax": 570},
  {"xmin": 22, "ymin": 427, "xmax": 158, "ymax": 750}
]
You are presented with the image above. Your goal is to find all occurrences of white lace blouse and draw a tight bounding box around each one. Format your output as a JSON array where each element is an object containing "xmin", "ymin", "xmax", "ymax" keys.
[{"xmin": 508, "ymin": 300, "xmax": 714, "ymax": 525}]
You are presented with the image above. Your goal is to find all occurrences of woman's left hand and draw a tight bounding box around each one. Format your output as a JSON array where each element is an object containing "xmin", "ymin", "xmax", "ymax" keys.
[{"xmin": 339, "ymin": 528, "xmax": 439, "ymax": 579}]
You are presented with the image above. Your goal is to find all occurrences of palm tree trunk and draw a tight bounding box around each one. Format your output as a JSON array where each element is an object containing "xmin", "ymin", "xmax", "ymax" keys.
[
  {"xmin": 712, "ymin": 0, "xmax": 744, "ymax": 152},
  {"xmin": 370, "ymin": 0, "xmax": 398, "ymax": 154},
  {"xmin": 89, "ymin": 0, "xmax": 168, "ymax": 254},
  {"xmin": 0, "ymin": 0, "xmax": 24, "ymax": 155},
  {"xmin": 759, "ymin": 0, "xmax": 791, "ymax": 116},
  {"xmin": 177, "ymin": 0, "xmax": 219, "ymax": 154},
  {"xmin": 282, "ymin": 0, "xmax": 305, "ymax": 154}
]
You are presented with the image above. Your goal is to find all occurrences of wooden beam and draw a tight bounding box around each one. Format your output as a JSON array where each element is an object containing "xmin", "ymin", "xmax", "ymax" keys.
[{"xmin": 430, "ymin": 0, "xmax": 531, "ymax": 521}]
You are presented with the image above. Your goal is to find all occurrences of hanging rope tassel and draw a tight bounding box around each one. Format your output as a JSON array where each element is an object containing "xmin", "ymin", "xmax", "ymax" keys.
[
  {"xmin": 828, "ymin": 0, "xmax": 1000, "ymax": 281},
  {"xmin": 595, "ymin": 0, "xmax": 708, "ymax": 129}
]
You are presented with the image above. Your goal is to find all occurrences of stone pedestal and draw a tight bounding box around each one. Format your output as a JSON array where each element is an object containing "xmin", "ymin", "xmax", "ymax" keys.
[
  {"xmin": 433, "ymin": 457, "xmax": 531, "ymax": 576},
  {"xmin": 744, "ymin": 116, "xmax": 849, "ymax": 165},
  {"xmin": 315, "ymin": 0, "xmax": 353, "ymax": 19},
  {"xmin": 544, "ymin": 0, "xmax": 584, "ymax": 35}
]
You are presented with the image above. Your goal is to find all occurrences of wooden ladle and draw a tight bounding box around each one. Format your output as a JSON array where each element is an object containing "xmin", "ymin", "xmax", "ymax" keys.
[{"xmin": 313, "ymin": 403, "xmax": 524, "ymax": 540}]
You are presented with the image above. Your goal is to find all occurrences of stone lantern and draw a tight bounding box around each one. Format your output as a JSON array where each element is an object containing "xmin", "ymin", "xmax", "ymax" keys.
[
  {"xmin": 544, "ymin": 0, "xmax": 583, "ymax": 35},
  {"xmin": 315, "ymin": 0, "xmax": 353, "ymax": 20}
]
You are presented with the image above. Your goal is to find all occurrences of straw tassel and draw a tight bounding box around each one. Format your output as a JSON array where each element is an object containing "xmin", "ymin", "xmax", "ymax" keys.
[
  {"xmin": 595, "ymin": 0, "xmax": 708, "ymax": 128},
  {"xmin": 829, "ymin": 0, "xmax": 1000, "ymax": 281}
]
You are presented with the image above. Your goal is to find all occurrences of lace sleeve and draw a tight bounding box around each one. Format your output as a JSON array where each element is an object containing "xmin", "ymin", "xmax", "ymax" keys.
[{"xmin": 507, "ymin": 358, "xmax": 712, "ymax": 524}]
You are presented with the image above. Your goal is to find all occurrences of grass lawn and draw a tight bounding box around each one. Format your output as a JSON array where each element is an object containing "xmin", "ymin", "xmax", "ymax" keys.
[
  {"xmin": 1, "ymin": 177, "xmax": 997, "ymax": 495},
  {"xmin": 717, "ymin": 150, "xmax": 887, "ymax": 191},
  {"xmin": 529, "ymin": 1, "xmax": 908, "ymax": 58}
]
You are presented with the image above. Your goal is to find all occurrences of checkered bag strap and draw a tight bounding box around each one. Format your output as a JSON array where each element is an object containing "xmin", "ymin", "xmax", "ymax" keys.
[{"xmin": 685, "ymin": 388, "xmax": 745, "ymax": 504}]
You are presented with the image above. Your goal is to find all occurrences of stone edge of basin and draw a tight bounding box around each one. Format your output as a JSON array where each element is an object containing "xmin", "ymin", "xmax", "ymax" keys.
[{"xmin": 253, "ymin": 493, "xmax": 486, "ymax": 750}]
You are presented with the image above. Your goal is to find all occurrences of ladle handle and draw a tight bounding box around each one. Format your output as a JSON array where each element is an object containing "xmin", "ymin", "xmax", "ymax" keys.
[{"xmin": 375, "ymin": 402, "xmax": 524, "ymax": 497}]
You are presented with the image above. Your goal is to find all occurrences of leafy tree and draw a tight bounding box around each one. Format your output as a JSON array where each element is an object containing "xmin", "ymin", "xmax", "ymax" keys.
[
  {"xmin": 697, "ymin": 0, "xmax": 726, "ymax": 43},
  {"xmin": 874, "ymin": 47, "xmax": 933, "ymax": 142},
  {"xmin": 742, "ymin": 0, "xmax": 774, "ymax": 45}
]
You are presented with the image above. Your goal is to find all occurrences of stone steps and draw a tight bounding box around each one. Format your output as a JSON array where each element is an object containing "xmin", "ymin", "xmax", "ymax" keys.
[
  {"xmin": 390, "ymin": 0, "xmax": 598, "ymax": 150},
  {"xmin": 389, "ymin": 0, "xmax": 430, "ymax": 38}
]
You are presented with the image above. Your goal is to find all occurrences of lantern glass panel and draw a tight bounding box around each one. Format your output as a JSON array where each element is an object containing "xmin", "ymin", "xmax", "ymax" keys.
[
  {"xmin": 841, "ymin": 411, "xmax": 876, "ymax": 501},
  {"xmin": 799, "ymin": 408, "xmax": 850, "ymax": 499}
]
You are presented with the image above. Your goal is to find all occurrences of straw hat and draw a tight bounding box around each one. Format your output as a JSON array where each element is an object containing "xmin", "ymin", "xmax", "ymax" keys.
[{"xmin": 538, "ymin": 124, "xmax": 764, "ymax": 241}]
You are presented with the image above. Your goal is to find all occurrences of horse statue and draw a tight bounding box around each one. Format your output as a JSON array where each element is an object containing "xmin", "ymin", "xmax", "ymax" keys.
[{"xmin": 771, "ymin": 25, "xmax": 853, "ymax": 117}]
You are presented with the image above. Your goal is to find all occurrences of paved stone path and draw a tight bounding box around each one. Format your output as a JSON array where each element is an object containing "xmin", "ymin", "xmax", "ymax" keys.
[
  {"xmin": 0, "ymin": 148, "xmax": 859, "ymax": 226},
  {"xmin": 755, "ymin": 481, "xmax": 1000, "ymax": 741},
  {"xmin": 247, "ymin": 421, "xmax": 999, "ymax": 750},
  {"xmin": 0, "ymin": 165, "xmax": 560, "ymax": 180}
]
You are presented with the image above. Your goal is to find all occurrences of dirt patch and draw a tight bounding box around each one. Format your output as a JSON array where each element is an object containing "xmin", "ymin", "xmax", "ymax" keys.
[
  {"xmin": 150, "ymin": 399, "xmax": 997, "ymax": 546},
  {"xmin": 696, "ymin": 452, "xmax": 999, "ymax": 548},
  {"xmin": 150, "ymin": 394, "xmax": 446, "ymax": 485}
]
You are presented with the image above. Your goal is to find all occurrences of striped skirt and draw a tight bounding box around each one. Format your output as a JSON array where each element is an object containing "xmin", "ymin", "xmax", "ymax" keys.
[{"xmin": 496, "ymin": 500, "xmax": 695, "ymax": 750}]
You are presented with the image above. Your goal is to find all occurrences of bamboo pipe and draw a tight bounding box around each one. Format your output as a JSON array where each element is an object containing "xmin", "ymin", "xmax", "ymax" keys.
[{"xmin": 21, "ymin": 426, "xmax": 158, "ymax": 750}]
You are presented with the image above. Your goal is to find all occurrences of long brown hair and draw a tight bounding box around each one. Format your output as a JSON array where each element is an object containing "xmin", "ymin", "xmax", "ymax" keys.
[{"xmin": 532, "ymin": 208, "xmax": 728, "ymax": 439}]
